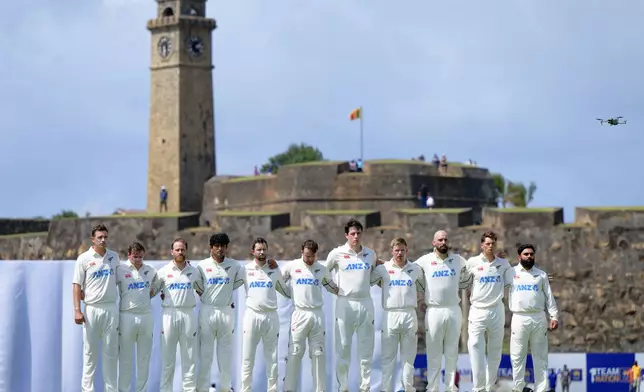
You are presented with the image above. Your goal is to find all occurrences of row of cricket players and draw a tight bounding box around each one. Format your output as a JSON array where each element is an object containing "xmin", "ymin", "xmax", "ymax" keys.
[{"xmin": 72, "ymin": 221, "xmax": 558, "ymax": 392}]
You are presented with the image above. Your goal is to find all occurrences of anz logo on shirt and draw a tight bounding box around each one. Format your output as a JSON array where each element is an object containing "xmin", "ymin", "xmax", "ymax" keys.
[
  {"xmin": 296, "ymin": 278, "xmax": 319, "ymax": 286},
  {"xmin": 167, "ymin": 282, "xmax": 192, "ymax": 290},
  {"xmin": 92, "ymin": 268, "xmax": 114, "ymax": 279},
  {"xmin": 479, "ymin": 276, "xmax": 501, "ymax": 284},
  {"xmin": 207, "ymin": 277, "xmax": 230, "ymax": 285},
  {"xmin": 127, "ymin": 281, "xmax": 150, "ymax": 290},
  {"xmin": 345, "ymin": 262, "xmax": 370, "ymax": 271},
  {"xmin": 389, "ymin": 279, "xmax": 413, "ymax": 287},
  {"xmin": 431, "ymin": 269, "xmax": 456, "ymax": 278},
  {"xmin": 249, "ymin": 280, "xmax": 273, "ymax": 289},
  {"xmin": 516, "ymin": 284, "xmax": 539, "ymax": 292}
]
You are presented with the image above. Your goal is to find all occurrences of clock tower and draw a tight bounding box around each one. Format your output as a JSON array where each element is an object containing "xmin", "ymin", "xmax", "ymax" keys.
[{"xmin": 146, "ymin": 0, "xmax": 216, "ymax": 213}]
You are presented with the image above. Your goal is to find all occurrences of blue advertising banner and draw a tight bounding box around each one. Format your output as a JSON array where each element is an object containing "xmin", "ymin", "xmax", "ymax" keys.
[
  {"xmin": 498, "ymin": 354, "xmax": 534, "ymax": 384},
  {"xmin": 586, "ymin": 353, "xmax": 635, "ymax": 392}
]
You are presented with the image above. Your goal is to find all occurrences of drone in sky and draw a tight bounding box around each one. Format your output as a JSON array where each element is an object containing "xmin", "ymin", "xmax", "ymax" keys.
[{"xmin": 596, "ymin": 116, "xmax": 627, "ymax": 126}]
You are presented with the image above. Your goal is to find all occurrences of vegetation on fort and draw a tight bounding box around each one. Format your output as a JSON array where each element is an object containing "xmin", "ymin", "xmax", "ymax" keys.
[
  {"xmin": 491, "ymin": 173, "xmax": 537, "ymax": 208},
  {"xmin": 260, "ymin": 143, "xmax": 324, "ymax": 174}
]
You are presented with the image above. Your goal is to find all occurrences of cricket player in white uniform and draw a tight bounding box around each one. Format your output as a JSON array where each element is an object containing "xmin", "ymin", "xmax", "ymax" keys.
[
  {"xmin": 115, "ymin": 241, "xmax": 158, "ymax": 392},
  {"xmin": 282, "ymin": 239, "xmax": 339, "ymax": 392},
  {"xmin": 239, "ymin": 237, "xmax": 291, "ymax": 392},
  {"xmin": 507, "ymin": 243, "xmax": 558, "ymax": 392},
  {"xmin": 155, "ymin": 238, "xmax": 204, "ymax": 392},
  {"xmin": 414, "ymin": 230, "xmax": 469, "ymax": 392},
  {"xmin": 463, "ymin": 231, "xmax": 512, "ymax": 392},
  {"xmin": 196, "ymin": 233, "xmax": 243, "ymax": 392},
  {"xmin": 371, "ymin": 237, "xmax": 425, "ymax": 392},
  {"xmin": 322, "ymin": 218, "xmax": 379, "ymax": 392},
  {"xmin": 72, "ymin": 224, "xmax": 120, "ymax": 392}
]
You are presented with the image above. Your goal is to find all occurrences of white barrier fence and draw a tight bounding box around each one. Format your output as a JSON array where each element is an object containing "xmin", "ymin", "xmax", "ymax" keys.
[{"xmin": 0, "ymin": 260, "xmax": 640, "ymax": 392}]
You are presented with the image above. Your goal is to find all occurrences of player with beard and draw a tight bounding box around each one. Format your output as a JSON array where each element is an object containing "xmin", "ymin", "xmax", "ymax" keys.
[
  {"xmin": 72, "ymin": 224, "xmax": 120, "ymax": 392},
  {"xmin": 322, "ymin": 219, "xmax": 379, "ymax": 392},
  {"xmin": 507, "ymin": 244, "xmax": 558, "ymax": 392},
  {"xmin": 463, "ymin": 231, "xmax": 513, "ymax": 392},
  {"xmin": 195, "ymin": 232, "xmax": 244, "ymax": 392},
  {"xmin": 239, "ymin": 238, "xmax": 291, "ymax": 392},
  {"xmin": 155, "ymin": 238, "xmax": 204, "ymax": 392},
  {"xmin": 282, "ymin": 240, "xmax": 339, "ymax": 392},
  {"xmin": 370, "ymin": 237, "xmax": 425, "ymax": 392},
  {"xmin": 414, "ymin": 230, "xmax": 469, "ymax": 392}
]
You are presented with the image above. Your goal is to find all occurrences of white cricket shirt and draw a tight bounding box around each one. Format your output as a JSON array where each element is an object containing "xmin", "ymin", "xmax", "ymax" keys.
[
  {"xmin": 196, "ymin": 257, "xmax": 243, "ymax": 307},
  {"xmin": 414, "ymin": 251, "xmax": 468, "ymax": 307},
  {"xmin": 72, "ymin": 247, "xmax": 120, "ymax": 305},
  {"xmin": 282, "ymin": 259, "xmax": 337, "ymax": 309},
  {"xmin": 156, "ymin": 261, "xmax": 204, "ymax": 309},
  {"xmin": 241, "ymin": 260, "xmax": 291, "ymax": 312},
  {"xmin": 116, "ymin": 260, "xmax": 158, "ymax": 313},
  {"xmin": 507, "ymin": 265, "xmax": 559, "ymax": 320},
  {"xmin": 371, "ymin": 260, "xmax": 425, "ymax": 310},
  {"xmin": 322, "ymin": 243, "xmax": 378, "ymax": 299},
  {"xmin": 464, "ymin": 253, "xmax": 513, "ymax": 309}
]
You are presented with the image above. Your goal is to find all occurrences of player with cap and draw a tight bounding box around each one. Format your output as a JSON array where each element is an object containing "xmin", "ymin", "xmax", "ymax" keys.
[{"xmin": 196, "ymin": 232, "xmax": 244, "ymax": 392}]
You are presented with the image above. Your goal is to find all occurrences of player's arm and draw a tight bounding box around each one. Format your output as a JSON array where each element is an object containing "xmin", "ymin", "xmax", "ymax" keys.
[
  {"xmin": 274, "ymin": 269, "xmax": 292, "ymax": 299},
  {"xmin": 542, "ymin": 271, "xmax": 559, "ymax": 322},
  {"xmin": 415, "ymin": 265, "xmax": 426, "ymax": 292},
  {"xmin": 461, "ymin": 258, "xmax": 475, "ymax": 289},
  {"xmin": 193, "ymin": 268, "xmax": 204, "ymax": 296},
  {"xmin": 319, "ymin": 248, "xmax": 338, "ymax": 272},
  {"xmin": 370, "ymin": 264, "xmax": 384, "ymax": 287},
  {"xmin": 503, "ymin": 262, "xmax": 515, "ymax": 287},
  {"xmin": 233, "ymin": 265, "xmax": 245, "ymax": 290},
  {"xmin": 72, "ymin": 257, "xmax": 86, "ymax": 324},
  {"xmin": 458, "ymin": 256, "xmax": 470, "ymax": 289},
  {"xmin": 320, "ymin": 266, "xmax": 339, "ymax": 295},
  {"xmin": 149, "ymin": 268, "xmax": 160, "ymax": 297}
]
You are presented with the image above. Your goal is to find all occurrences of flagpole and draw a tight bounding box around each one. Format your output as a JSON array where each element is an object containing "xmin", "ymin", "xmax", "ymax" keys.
[{"xmin": 360, "ymin": 106, "xmax": 364, "ymax": 163}]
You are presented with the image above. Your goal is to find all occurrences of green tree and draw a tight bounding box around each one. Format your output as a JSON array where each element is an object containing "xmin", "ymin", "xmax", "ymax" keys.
[
  {"xmin": 505, "ymin": 181, "xmax": 537, "ymax": 208},
  {"xmin": 52, "ymin": 210, "xmax": 79, "ymax": 220},
  {"xmin": 490, "ymin": 173, "xmax": 509, "ymax": 207},
  {"xmin": 260, "ymin": 143, "xmax": 324, "ymax": 174}
]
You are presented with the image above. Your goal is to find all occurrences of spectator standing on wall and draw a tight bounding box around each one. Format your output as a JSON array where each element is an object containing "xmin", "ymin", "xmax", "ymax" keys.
[
  {"xmin": 417, "ymin": 184, "xmax": 428, "ymax": 208},
  {"xmin": 559, "ymin": 364, "xmax": 571, "ymax": 392},
  {"xmin": 547, "ymin": 369, "xmax": 557, "ymax": 392},
  {"xmin": 426, "ymin": 193, "xmax": 435, "ymax": 209},
  {"xmin": 160, "ymin": 186, "xmax": 168, "ymax": 212}
]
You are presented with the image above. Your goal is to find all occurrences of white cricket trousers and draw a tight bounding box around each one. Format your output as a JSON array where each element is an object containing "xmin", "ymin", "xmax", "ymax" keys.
[
  {"xmin": 381, "ymin": 309, "xmax": 418, "ymax": 392},
  {"xmin": 241, "ymin": 308, "xmax": 280, "ymax": 392},
  {"xmin": 118, "ymin": 311, "xmax": 154, "ymax": 392},
  {"xmin": 335, "ymin": 296, "xmax": 375, "ymax": 392},
  {"xmin": 510, "ymin": 312, "xmax": 549, "ymax": 392},
  {"xmin": 467, "ymin": 302, "xmax": 504, "ymax": 392},
  {"xmin": 424, "ymin": 305, "xmax": 461, "ymax": 392},
  {"xmin": 284, "ymin": 307, "xmax": 327, "ymax": 392},
  {"xmin": 160, "ymin": 307, "xmax": 198, "ymax": 392},
  {"xmin": 82, "ymin": 302, "xmax": 119, "ymax": 392},
  {"xmin": 197, "ymin": 304, "xmax": 235, "ymax": 392}
]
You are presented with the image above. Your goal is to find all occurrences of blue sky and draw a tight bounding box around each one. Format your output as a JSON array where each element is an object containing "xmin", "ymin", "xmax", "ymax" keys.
[{"xmin": 1, "ymin": 0, "xmax": 642, "ymax": 222}]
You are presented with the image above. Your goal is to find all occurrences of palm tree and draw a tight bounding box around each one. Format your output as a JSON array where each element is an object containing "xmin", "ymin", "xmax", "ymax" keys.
[{"xmin": 506, "ymin": 181, "xmax": 537, "ymax": 207}]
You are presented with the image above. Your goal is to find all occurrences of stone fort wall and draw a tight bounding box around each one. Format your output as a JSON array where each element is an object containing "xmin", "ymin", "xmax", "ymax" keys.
[{"xmin": 2, "ymin": 206, "xmax": 644, "ymax": 355}]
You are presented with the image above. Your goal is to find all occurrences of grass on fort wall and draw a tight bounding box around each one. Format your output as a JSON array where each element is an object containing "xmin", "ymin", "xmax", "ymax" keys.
[
  {"xmin": 398, "ymin": 208, "xmax": 470, "ymax": 214},
  {"xmin": 216, "ymin": 211, "xmax": 287, "ymax": 217},
  {"xmin": 487, "ymin": 207, "xmax": 560, "ymax": 213},
  {"xmin": 367, "ymin": 159, "xmax": 467, "ymax": 167},
  {"xmin": 306, "ymin": 209, "xmax": 376, "ymax": 215},
  {"xmin": 580, "ymin": 206, "xmax": 644, "ymax": 211},
  {"xmin": 0, "ymin": 231, "xmax": 48, "ymax": 239}
]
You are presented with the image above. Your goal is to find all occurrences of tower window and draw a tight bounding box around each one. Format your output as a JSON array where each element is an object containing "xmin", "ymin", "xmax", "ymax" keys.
[{"xmin": 162, "ymin": 7, "xmax": 174, "ymax": 17}]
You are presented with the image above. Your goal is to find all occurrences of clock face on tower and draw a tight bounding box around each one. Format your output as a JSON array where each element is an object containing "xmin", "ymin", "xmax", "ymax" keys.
[
  {"xmin": 157, "ymin": 36, "xmax": 173, "ymax": 59},
  {"xmin": 186, "ymin": 36, "xmax": 204, "ymax": 58}
]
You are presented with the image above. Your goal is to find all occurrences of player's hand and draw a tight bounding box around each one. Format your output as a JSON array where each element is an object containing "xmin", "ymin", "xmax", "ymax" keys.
[
  {"xmin": 74, "ymin": 310, "xmax": 85, "ymax": 325},
  {"xmin": 548, "ymin": 274, "xmax": 554, "ymax": 283},
  {"xmin": 268, "ymin": 259, "xmax": 278, "ymax": 269},
  {"xmin": 549, "ymin": 319, "xmax": 559, "ymax": 331},
  {"xmin": 160, "ymin": 291, "xmax": 165, "ymax": 301}
]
